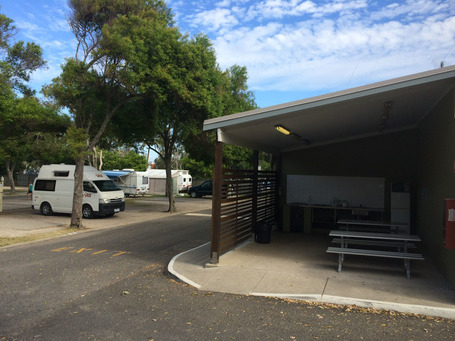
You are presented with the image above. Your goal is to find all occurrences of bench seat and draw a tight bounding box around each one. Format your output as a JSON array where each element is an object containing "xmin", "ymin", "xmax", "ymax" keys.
[
  {"xmin": 331, "ymin": 238, "xmax": 416, "ymax": 250},
  {"xmin": 338, "ymin": 226, "xmax": 398, "ymax": 233},
  {"xmin": 326, "ymin": 246, "xmax": 424, "ymax": 279}
]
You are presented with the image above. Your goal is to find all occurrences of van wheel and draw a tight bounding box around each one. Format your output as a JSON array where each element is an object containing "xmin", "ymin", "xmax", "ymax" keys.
[
  {"xmin": 82, "ymin": 205, "xmax": 94, "ymax": 219},
  {"xmin": 40, "ymin": 202, "xmax": 53, "ymax": 216},
  {"xmin": 190, "ymin": 191, "xmax": 197, "ymax": 198}
]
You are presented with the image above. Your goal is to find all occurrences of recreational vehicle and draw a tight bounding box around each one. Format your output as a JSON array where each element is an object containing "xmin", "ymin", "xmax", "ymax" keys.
[
  {"xmin": 32, "ymin": 164, "xmax": 125, "ymax": 218},
  {"xmin": 103, "ymin": 169, "xmax": 149, "ymax": 197},
  {"xmin": 144, "ymin": 168, "xmax": 192, "ymax": 195}
]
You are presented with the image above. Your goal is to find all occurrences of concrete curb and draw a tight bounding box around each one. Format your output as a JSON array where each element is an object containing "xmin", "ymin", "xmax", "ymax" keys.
[
  {"xmin": 250, "ymin": 293, "xmax": 455, "ymax": 320},
  {"xmin": 168, "ymin": 242, "xmax": 210, "ymax": 289},
  {"xmin": 169, "ymin": 242, "xmax": 455, "ymax": 320}
]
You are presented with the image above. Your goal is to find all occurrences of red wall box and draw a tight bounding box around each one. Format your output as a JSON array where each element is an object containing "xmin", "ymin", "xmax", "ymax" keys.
[{"xmin": 443, "ymin": 199, "xmax": 455, "ymax": 249}]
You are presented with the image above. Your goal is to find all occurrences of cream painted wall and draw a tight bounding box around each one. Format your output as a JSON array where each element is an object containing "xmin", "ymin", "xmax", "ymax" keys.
[
  {"xmin": 280, "ymin": 130, "xmax": 418, "ymax": 231},
  {"xmin": 279, "ymin": 90, "xmax": 455, "ymax": 287},
  {"xmin": 416, "ymin": 89, "xmax": 455, "ymax": 287}
]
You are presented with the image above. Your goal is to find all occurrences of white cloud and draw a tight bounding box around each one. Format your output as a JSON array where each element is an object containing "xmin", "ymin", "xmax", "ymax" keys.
[
  {"xmin": 189, "ymin": 8, "xmax": 240, "ymax": 31},
  {"xmin": 216, "ymin": 0, "xmax": 232, "ymax": 7},
  {"xmin": 5, "ymin": 0, "xmax": 454, "ymax": 105},
  {"xmin": 213, "ymin": 9, "xmax": 455, "ymax": 92}
]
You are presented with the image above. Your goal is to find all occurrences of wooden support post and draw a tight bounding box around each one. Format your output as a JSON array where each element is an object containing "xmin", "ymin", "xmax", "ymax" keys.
[
  {"xmin": 252, "ymin": 150, "xmax": 259, "ymax": 232},
  {"xmin": 211, "ymin": 140, "xmax": 223, "ymax": 264}
]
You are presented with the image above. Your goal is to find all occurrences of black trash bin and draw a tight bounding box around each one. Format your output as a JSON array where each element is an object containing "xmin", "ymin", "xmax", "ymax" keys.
[{"xmin": 255, "ymin": 222, "xmax": 272, "ymax": 244}]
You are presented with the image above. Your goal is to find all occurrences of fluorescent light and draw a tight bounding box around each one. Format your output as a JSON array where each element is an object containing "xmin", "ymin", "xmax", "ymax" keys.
[{"xmin": 275, "ymin": 125, "xmax": 291, "ymax": 135}]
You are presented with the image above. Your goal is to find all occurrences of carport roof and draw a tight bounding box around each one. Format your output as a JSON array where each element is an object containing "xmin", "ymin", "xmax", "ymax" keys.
[{"xmin": 203, "ymin": 66, "xmax": 455, "ymax": 154}]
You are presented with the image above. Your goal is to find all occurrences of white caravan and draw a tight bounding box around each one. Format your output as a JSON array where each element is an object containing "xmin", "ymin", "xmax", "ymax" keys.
[
  {"xmin": 103, "ymin": 169, "xmax": 149, "ymax": 197},
  {"xmin": 144, "ymin": 167, "xmax": 192, "ymax": 194},
  {"xmin": 32, "ymin": 164, "xmax": 125, "ymax": 218}
]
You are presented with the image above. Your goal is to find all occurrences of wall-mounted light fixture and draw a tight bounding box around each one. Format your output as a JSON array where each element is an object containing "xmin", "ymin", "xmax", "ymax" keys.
[
  {"xmin": 275, "ymin": 124, "xmax": 311, "ymax": 145},
  {"xmin": 275, "ymin": 124, "xmax": 291, "ymax": 135}
]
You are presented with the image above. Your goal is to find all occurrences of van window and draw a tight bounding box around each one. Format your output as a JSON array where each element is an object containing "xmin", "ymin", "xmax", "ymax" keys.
[
  {"xmin": 83, "ymin": 181, "xmax": 97, "ymax": 193},
  {"xmin": 93, "ymin": 180, "xmax": 120, "ymax": 192},
  {"xmin": 35, "ymin": 180, "xmax": 56, "ymax": 191},
  {"xmin": 142, "ymin": 176, "xmax": 148, "ymax": 185},
  {"xmin": 54, "ymin": 171, "xmax": 70, "ymax": 177}
]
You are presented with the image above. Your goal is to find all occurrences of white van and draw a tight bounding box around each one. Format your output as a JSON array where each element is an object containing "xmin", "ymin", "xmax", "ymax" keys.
[{"xmin": 32, "ymin": 164, "xmax": 125, "ymax": 218}]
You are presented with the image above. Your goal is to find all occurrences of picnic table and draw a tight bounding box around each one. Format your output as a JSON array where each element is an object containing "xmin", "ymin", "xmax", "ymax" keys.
[{"xmin": 327, "ymin": 230, "xmax": 424, "ymax": 279}]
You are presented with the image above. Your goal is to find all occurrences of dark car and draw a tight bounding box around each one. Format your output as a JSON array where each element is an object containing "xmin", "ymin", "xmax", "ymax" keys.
[{"xmin": 188, "ymin": 180, "xmax": 212, "ymax": 198}]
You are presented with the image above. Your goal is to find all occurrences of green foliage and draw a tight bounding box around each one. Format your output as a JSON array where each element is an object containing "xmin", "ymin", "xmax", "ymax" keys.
[
  {"xmin": 43, "ymin": 0, "xmax": 178, "ymax": 223},
  {"xmin": 0, "ymin": 9, "xmax": 66, "ymax": 178},
  {"xmin": 153, "ymin": 156, "xmax": 165, "ymax": 169},
  {"xmin": 65, "ymin": 126, "xmax": 90, "ymax": 161},
  {"xmin": 28, "ymin": 132, "xmax": 74, "ymax": 167},
  {"xmin": 0, "ymin": 93, "xmax": 71, "ymax": 171},
  {"xmin": 43, "ymin": 59, "xmax": 108, "ymax": 139},
  {"xmin": 180, "ymin": 156, "xmax": 212, "ymax": 179},
  {"xmin": 0, "ymin": 9, "xmax": 46, "ymax": 94},
  {"xmin": 104, "ymin": 19, "xmax": 224, "ymax": 212},
  {"xmin": 183, "ymin": 64, "xmax": 260, "ymax": 172},
  {"xmin": 102, "ymin": 150, "xmax": 147, "ymax": 171},
  {"xmin": 43, "ymin": 0, "xmax": 178, "ymax": 151}
]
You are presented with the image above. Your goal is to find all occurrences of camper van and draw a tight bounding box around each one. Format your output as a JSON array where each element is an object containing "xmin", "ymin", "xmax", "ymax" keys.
[
  {"xmin": 32, "ymin": 164, "xmax": 125, "ymax": 218},
  {"xmin": 103, "ymin": 169, "xmax": 149, "ymax": 197}
]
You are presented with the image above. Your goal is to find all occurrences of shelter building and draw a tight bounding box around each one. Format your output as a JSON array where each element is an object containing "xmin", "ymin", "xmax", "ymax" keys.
[{"xmin": 203, "ymin": 66, "xmax": 455, "ymax": 288}]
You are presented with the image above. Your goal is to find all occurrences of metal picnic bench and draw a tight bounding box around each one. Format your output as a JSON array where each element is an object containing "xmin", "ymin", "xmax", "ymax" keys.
[
  {"xmin": 337, "ymin": 219, "xmax": 409, "ymax": 233},
  {"xmin": 327, "ymin": 230, "xmax": 424, "ymax": 279}
]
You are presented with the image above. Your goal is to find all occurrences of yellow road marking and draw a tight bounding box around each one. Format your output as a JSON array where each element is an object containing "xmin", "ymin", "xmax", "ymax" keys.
[
  {"xmin": 111, "ymin": 251, "xmax": 129, "ymax": 257},
  {"xmin": 70, "ymin": 248, "xmax": 93, "ymax": 254},
  {"xmin": 51, "ymin": 247, "xmax": 74, "ymax": 252},
  {"xmin": 51, "ymin": 247, "xmax": 129, "ymax": 258},
  {"xmin": 92, "ymin": 250, "xmax": 108, "ymax": 255}
]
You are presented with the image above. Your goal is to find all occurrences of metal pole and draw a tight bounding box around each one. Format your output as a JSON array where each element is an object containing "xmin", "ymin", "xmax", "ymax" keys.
[{"xmin": 0, "ymin": 176, "xmax": 4, "ymax": 213}]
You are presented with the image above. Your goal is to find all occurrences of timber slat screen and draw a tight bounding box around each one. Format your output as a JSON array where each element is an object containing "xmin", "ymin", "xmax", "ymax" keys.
[{"xmin": 214, "ymin": 169, "xmax": 278, "ymax": 258}]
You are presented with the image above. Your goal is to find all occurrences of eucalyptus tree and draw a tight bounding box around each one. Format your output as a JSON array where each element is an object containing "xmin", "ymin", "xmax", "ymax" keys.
[
  {"xmin": 0, "ymin": 93, "xmax": 70, "ymax": 192},
  {"xmin": 0, "ymin": 10, "xmax": 45, "ymax": 95},
  {"xmin": 45, "ymin": 0, "xmax": 173, "ymax": 227},
  {"xmin": 0, "ymin": 9, "xmax": 51, "ymax": 191},
  {"xmin": 183, "ymin": 65, "xmax": 258, "ymax": 175},
  {"xmin": 102, "ymin": 150, "xmax": 147, "ymax": 171},
  {"xmin": 108, "ymin": 30, "xmax": 223, "ymax": 212}
]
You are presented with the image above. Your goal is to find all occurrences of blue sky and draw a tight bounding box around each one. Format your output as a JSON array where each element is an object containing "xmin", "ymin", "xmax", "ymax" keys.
[{"xmin": 2, "ymin": 0, "xmax": 455, "ymax": 108}]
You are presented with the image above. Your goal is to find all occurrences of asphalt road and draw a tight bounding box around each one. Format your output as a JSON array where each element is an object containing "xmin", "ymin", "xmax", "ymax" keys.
[{"xmin": 1, "ymin": 208, "xmax": 454, "ymax": 340}]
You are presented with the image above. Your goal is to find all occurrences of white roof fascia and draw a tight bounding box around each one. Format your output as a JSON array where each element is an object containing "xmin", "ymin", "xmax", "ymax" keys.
[{"xmin": 203, "ymin": 66, "xmax": 455, "ymax": 132}]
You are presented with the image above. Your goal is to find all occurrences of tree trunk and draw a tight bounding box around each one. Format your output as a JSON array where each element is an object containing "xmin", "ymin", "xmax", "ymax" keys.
[
  {"xmin": 165, "ymin": 153, "xmax": 176, "ymax": 213},
  {"xmin": 99, "ymin": 149, "xmax": 103, "ymax": 170},
  {"xmin": 5, "ymin": 158, "xmax": 16, "ymax": 193},
  {"xmin": 92, "ymin": 146, "xmax": 98, "ymax": 170},
  {"xmin": 70, "ymin": 158, "xmax": 84, "ymax": 228}
]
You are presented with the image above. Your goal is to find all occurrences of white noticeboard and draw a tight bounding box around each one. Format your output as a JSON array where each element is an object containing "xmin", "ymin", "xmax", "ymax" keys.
[{"xmin": 287, "ymin": 175, "xmax": 385, "ymax": 209}]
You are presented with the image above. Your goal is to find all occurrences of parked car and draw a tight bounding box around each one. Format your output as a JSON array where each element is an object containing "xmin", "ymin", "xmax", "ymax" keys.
[{"xmin": 188, "ymin": 180, "xmax": 212, "ymax": 198}]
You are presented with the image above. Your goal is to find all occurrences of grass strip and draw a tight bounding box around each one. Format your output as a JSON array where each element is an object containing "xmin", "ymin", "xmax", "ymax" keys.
[{"xmin": 0, "ymin": 228, "xmax": 80, "ymax": 247}]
